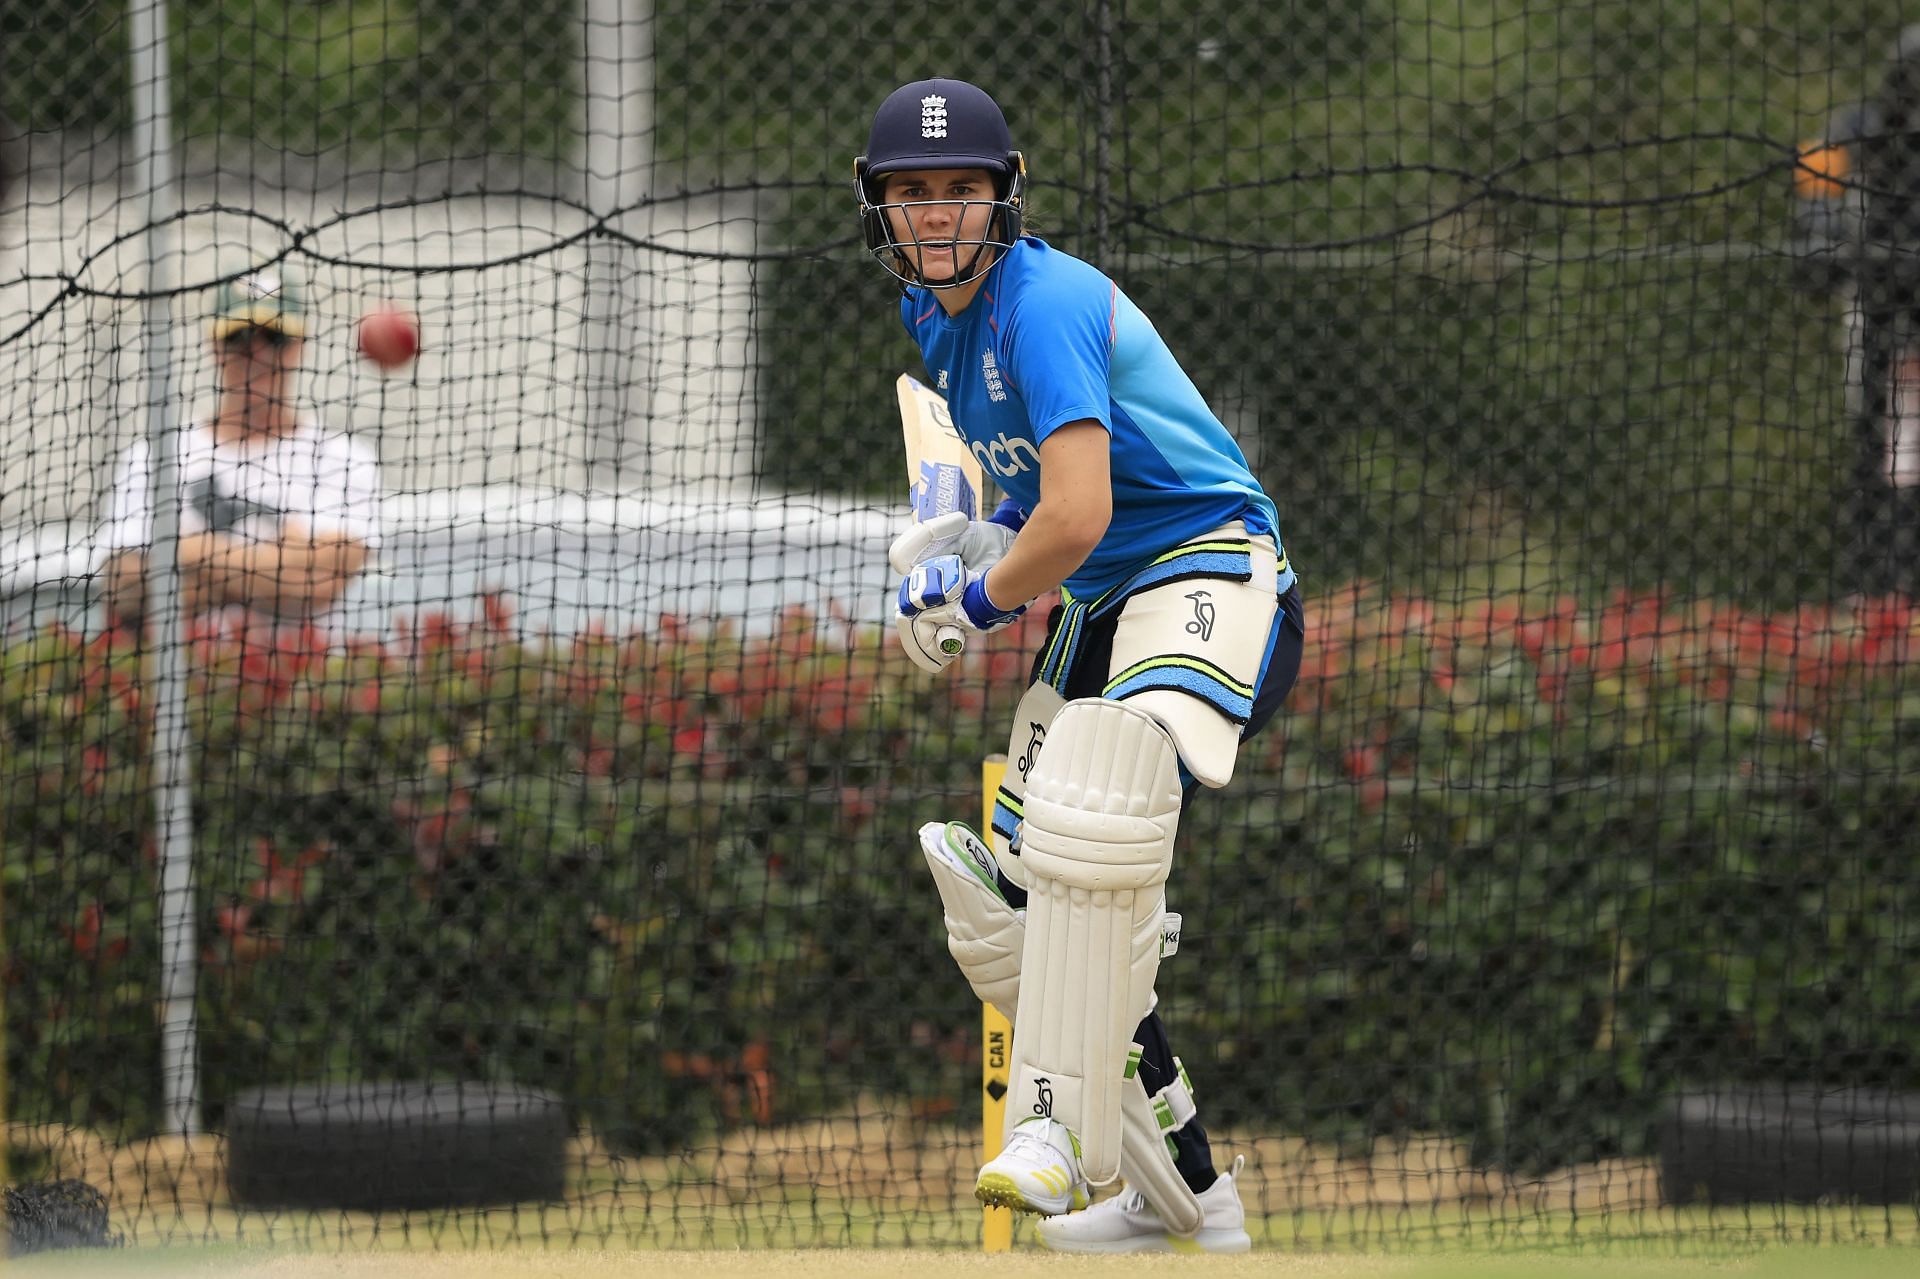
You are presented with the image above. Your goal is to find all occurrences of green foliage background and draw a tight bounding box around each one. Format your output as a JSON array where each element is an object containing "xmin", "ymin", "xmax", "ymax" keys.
[
  {"xmin": 10, "ymin": 593, "xmax": 1920, "ymax": 1172},
  {"xmin": 1, "ymin": 0, "xmax": 575, "ymax": 158}
]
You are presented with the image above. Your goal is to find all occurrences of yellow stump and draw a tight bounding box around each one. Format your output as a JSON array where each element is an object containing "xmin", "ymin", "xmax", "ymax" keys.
[{"xmin": 981, "ymin": 754, "xmax": 1013, "ymax": 1253}]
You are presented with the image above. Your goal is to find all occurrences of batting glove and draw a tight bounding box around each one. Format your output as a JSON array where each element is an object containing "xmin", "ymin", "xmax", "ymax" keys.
[
  {"xmin": 897, "ymin": 554, "xmax": 1025, "ymax": 632},
  {"xmin": 893, "ymin": 554, "xmax": 1027, "ymax": 675},
  {"xmin": 887, "ymin": 508, "xmax": 1020, "ymax": 577}
]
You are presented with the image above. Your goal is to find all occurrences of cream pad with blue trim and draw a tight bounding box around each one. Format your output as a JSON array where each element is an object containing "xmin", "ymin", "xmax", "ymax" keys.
[{"xmin": 1098, "ymin": 521, "xmax": 1282, "ymax": 788}]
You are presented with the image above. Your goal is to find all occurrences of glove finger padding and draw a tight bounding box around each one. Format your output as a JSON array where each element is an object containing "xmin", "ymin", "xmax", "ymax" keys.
[
  {"xmin": 896, "ymin": 606, "xmax": 962, "ymax": 674},
  {"xmin": 889, "ymin": 509, "xmax": 970, "ymax": 575},
  {"xmin": 889, "ymin": 512, "xmax": 1020, "ymax": 576}
]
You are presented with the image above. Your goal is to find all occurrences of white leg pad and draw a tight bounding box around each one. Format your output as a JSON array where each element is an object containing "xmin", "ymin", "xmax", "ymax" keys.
[
  {"xmin": 1119, "ymin": 1057, "xmax": 1205, "ymax": 1236},
  {"xmin": 918, "ymin": 821, "xmax": 1022, "ymax": 1020},
  {"xmin": 1010, "ymin": 698, "xmax": 1182, "ymax": 1185},
  {"xmin": 922, "ymin": 822, "xmax": 1201, "ymax": 1228}
]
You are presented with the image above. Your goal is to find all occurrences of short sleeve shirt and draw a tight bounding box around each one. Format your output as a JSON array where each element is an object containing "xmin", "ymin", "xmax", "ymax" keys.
[
  {"xmin": 900, "ymin": 236, "xmax": 1290, "ymax": 599},
  {"xmin": 100, "ymin": 417, "xmax": 383, "ymax": 552}
]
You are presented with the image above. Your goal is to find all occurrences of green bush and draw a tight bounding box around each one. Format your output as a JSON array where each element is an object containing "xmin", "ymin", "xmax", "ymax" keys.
[
  {"xmin": 1, "ymin": 603, "xmax": 995, "ymax": 1148},
  {"xmin": 9, "ymin": 587, "xmax": 1920, "ymax": 1171},
  {"xmin": 0, "ymin": 0, "xmax": 575, "ymax": 158}
]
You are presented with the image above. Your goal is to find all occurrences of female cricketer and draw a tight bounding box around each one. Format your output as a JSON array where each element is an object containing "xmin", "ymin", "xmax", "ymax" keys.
[{"xmin": 857, "ymin": 78, "xmax": 1306, "ymax": 1254}]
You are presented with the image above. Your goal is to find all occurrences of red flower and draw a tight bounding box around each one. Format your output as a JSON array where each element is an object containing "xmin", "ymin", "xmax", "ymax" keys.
[
  {"xmin": 480, "ymin": 591, "xmax": 513, "ymax": 633},
  {"xmin": 250, "ymin": 838, "xmax": 320, "ymax": 905},
  {"xmin": 837, "ymin": 785, "xmax": 878, "ymax": 831},
  {"xmin": 61, "ymin": 902, "xmax": 104, "ymax": 960},
  {"xmin": 412, "ymin": 813, "xmax": 453, "ymax": 874},
  {"xmin": 419, "ymin": 611, "xmax": 456, "ymax": 653},
  {"xmin": 215, "ymin": 902, "xmax": 252, "ymax": 940},
  {"xmin": 1769, "ymin": 705, "xmax": 1813, "ymax": 740},
  {"xmin": 986, "ymin": 650, "xmax": 1026, "ymax": 685},
  {"xmin": 80, "ymin": 745, "xmax": 111, "ymax": 795}
]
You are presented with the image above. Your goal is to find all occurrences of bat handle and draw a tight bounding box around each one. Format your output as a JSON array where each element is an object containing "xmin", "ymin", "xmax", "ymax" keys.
[{"xmin": 936, "ymin": 624, "xmax": 967, "ymax": 658}]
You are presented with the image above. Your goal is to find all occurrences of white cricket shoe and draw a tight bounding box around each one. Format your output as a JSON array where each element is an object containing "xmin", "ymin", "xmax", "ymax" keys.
[
  {"xmin": 974, "ymin": 1117, "xmax": 1089, "ymax": 1216},
  {"xmin": 1036, "ymin": 1157, "xmax": 1252, "ymax": 1254}
]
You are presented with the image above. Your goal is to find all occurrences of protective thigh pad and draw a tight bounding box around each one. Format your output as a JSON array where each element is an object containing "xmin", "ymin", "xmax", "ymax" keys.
[
  {"xmin": 1106, "ymin": 528, "xmax": 1280, "ymax": 789},
  {"xmin": 1009, "ymin": 698, "xmax": 1181, "ymax": 1185},
  {"xmin": 918, "ymin": 821, "xmax": 1022, "ymax": 1020}
]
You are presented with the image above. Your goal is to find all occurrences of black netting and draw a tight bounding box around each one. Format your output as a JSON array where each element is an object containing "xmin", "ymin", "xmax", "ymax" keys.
[{"xmin": 6, "ymin": 0, "xmax": 1920, "ymax": 1253}]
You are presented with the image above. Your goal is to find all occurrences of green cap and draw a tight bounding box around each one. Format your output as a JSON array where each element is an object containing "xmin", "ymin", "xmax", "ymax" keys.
[{"xmin": 210, "ymin": 266, "xmax": 307, "ymax": 338}]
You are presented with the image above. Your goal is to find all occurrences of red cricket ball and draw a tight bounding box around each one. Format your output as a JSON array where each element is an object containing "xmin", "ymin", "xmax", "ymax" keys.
[{"xmin": 358, "ymin": 306, "xmax": 420, "ymax": 369}]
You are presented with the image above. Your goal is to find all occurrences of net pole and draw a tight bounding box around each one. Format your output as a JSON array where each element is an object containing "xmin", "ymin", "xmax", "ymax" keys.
[
  {"xmin": 580, "ymin": 0, "xmax": 654, "ymax": 484},
  {"xmin": 980, "ymin": 755, "xmax": 1012, "ymax": 1252},
  {"xmin": 126, "ymin": 0, "xmax": 201, "ymax": 1136}
]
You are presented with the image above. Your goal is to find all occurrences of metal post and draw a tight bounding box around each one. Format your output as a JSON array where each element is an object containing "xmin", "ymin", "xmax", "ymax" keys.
[
  {"xmin": 127, "ymin": 0, "xmax": 199, "ymax": 1136},
  {"xmin": 581, "ymin": 0, "xmax": 654, "ymax": 485},
  {"xmin": 1092, "ymin": 0, "xmax": 1114, "ymax": 268},
  {"xmin": 980, "ymin": 756, "xmax": 1012, "ymax": 1252}
]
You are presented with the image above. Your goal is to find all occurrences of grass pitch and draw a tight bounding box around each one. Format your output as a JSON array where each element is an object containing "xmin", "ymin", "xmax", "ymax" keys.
[
  {"xmin": 13, "ymin": 1241, "xmax": 1920, "ymax": 1279},
  {"xmin": 12, "ymin": 1121, "xmax": 1920, "ymax": 1276}
]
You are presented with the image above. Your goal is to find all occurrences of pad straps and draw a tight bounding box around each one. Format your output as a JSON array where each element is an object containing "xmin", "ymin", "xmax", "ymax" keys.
[{"xmin": 1126, "ymin": 1053, "xmax": 1198, "ymax": 1159}]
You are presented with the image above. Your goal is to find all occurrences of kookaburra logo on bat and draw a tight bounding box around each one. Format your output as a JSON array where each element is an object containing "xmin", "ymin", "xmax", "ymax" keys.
[{"xmin": 1185, "ymin": 589, "xmax": 1216, "ymax": 642}]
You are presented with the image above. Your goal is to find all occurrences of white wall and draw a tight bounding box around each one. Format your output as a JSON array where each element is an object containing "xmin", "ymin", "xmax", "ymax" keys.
[{"xmin": 0, "ymin": 177, "xmax": 763, "ymax": 535}]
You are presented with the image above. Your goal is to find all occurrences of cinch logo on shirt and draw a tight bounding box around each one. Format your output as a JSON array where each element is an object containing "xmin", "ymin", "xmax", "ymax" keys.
[
  {"xmin": 937, "ymin": 369, "xmax": 949, "ymax": 391},
  {"xmin": 982, "ymin": 350, "xmax": 1007, "ymax": 402},
  {"xmin": 920, "ymin": 95, "xmax": 948, "ymax": 139},
  {"xmin": 970, "ymin": 431, "xmax": 1039, "ymax": 477}
]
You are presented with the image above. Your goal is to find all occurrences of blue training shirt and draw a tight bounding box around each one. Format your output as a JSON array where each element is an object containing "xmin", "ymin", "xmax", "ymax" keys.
[{"xmin": 900, "ymin": 236, "xmax": 1294, "ymax": 600}]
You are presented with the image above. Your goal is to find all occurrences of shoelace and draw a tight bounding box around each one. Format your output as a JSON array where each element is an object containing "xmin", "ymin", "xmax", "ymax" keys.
[{"xmin": 1009, "ymin": 1127, "xmax": 1058, "ymax": 1158}]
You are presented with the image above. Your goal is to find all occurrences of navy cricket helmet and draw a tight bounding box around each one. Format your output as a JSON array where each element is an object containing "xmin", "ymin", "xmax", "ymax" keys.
[{"xmin": 854, "ymin": 78, "xmax": 1026, "ymax": 289}]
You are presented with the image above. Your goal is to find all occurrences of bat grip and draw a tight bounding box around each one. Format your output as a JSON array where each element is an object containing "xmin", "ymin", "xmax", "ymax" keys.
[{"xmin": 935, "ymin": 624, "xmax": 966, "ymax": 658}]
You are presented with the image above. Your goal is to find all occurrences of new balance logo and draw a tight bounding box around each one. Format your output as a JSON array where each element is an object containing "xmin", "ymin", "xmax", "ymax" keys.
[{"xmin": 970, "ymin": 431, "xmax": 1040, "ymax": 477}]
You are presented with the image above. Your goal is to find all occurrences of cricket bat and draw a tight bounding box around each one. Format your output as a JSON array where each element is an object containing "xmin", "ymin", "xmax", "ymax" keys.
[{"xmin": 897, "ymin": 372, "xmax": 985, "ymax": 658}]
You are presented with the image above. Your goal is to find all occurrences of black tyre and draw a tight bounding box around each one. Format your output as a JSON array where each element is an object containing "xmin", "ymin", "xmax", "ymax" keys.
[
  {"xmin": 226, "ymin": 1081, "xmax": 568, "ymax": 1211},
  {"xmin": 1660, "ymin": 1086, "xmax": 1920, "ymax": 1205}
]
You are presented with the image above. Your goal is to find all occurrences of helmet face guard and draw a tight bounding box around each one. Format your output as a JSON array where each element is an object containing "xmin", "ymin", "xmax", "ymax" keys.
[{"xmin": 854, "ymin": 153, "xmax": 1026, "ymax": 290}]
